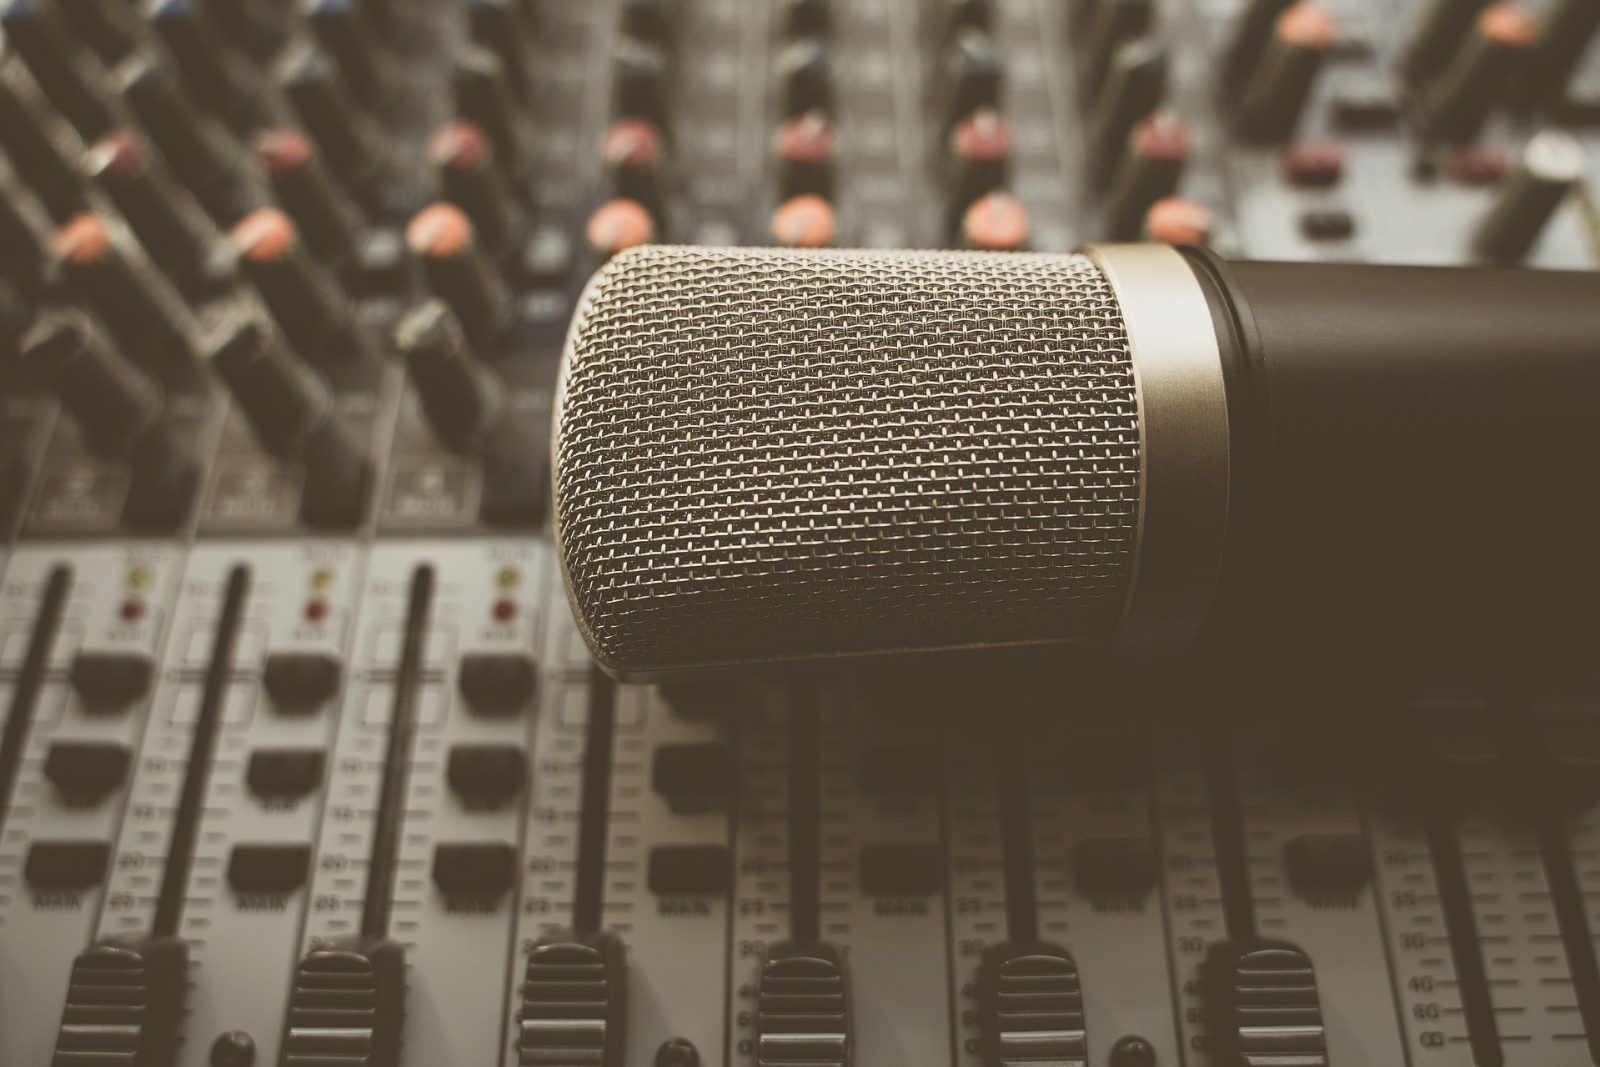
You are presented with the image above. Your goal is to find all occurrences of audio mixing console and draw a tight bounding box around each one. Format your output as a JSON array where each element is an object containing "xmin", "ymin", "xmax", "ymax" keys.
[{"xmin": 0, "ymin": 0, "xmax": 1596, "ymax": 1065}]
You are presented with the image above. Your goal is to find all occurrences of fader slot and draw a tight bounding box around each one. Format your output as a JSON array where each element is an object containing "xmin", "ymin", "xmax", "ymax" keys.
[
  {"xmin": 286, "ymin": 563, "xmax": 434, "ymax": 1066},
  {"xmin": 943, "ymin": 707, "xmax": 1008, "ymax": 1067},
  {"xmin": 816, "ymin": 680, "xmax": 951, "ymax": 1066},
  {"xmin": 0, "ymin": 546, "xmax": 184, "ymax": 1065},
  {"xmin": 0, "ymin": 563, "xmax": 71, "ymax": 831},
  {"xmin": 165, "ymin": 544, "xmax": 363, "ymax": 1067},
  {"xmin": 1026, "ymin": 713, "xmax": 1176, "ymax": 1066},
  {"xmin": 53, "ymin": 563, "xmax": 251, "ymax": 1066}
]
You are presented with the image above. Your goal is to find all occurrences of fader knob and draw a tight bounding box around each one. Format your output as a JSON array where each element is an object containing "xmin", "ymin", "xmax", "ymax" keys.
[
  {"xmin": 1471, "ymin": 128, "xmax": 1586, "ymax": 262},
  {"xmin": 1104, "ymin": 112, "xmax": 1189, "ymax": 240},
  {"xmin": 1235, "ymin": 3, "xmax": 1334, "ymax": 142},
  {"xmin": 1528, "ymin": 0, "xmax": 1600, "ymax": 103},
  {"xmin": 1204, "ymin": 940, "xmax": 1329, "ymax": 1067},
  {"xmin": 755, "ymin": 944, "xmax": 851, "ymax": 1067},
  {"xmin": 959, "ymin": 191, "xmax": 1030, "ymax": 250},
  {"xmin": 395, "ymin": 298, "xmax": 504, "ymax": 451},
  {"xmin": 1417, "ymin": 3, "xmax": 1537, "ymax": 143},
  {"xmin": 518, "ymin": 932, "xmax": 628, "ymax": 1067},
  {"xmin": 587, "ymin": 198, "xmax": 657, "ymax": 260},
  {"xmin": 776, "ymin": 110, "xmax": 836, "ymax": 199},
  {"xmin": 977, "ymin": 944, "xmax": 1088, "ymax": 1067},
  {"xmin": 52, "ymin": 938, "xmax": 188, "ymax": 1066},
  {"xmin": 947, "ymin": 108, "xmax": 1013, "ymax": 224},
  {"xmin": 281, "ymin": 941, "xmax": 406, "ymax": 1067},
  {"xmin": 771, "ymin": 194, "xmax": 837, "ymax": 248}
]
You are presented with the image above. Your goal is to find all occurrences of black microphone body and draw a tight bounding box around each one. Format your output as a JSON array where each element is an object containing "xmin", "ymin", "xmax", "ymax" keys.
[
  {"xmin": 553, "ymin": 244, "xmax": 1600, "ymax": 688},
  {"xmin": 1192, "ymin": 253, "xmax": 1600, "ymax": 689}
]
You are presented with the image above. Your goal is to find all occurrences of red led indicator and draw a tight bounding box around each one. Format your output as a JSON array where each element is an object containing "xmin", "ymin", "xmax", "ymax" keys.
[
  {"xmin": 119, "ymin": 598, "xmax": 145, "ymax": 622},
  {"xmin": 492, "ymin": 598, "xmax": 518, "ymax": 623},
  {"xmin": 304, "ymin": 598, "xmax": 329, "ymax": 624}
]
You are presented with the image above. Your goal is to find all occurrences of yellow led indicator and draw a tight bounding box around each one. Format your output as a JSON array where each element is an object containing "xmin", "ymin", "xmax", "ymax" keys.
[
  {"xmin": 496, "ymin": 566, "xmax": 521, "ymax": 591},
  {"xmin": 310, "ymin": 568, "xmax": 335, "ymax": 593},
  {"xmin": 126, "ymin": 565, "xmax": 152, "ymax": 592}
]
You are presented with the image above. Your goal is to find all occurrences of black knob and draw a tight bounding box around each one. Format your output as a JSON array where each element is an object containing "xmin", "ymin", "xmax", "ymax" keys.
[
  {"xmin": 1104, "ymin": 112, "xmax": 1189, "ymax": 240},
  {"xmin": 613, "ymin": 38, "xmax": 673, "ymax": 127},
  {"xmin": 277, "ymin": 42, "xmax": 396, "ymax": 207},
  {"xmin": 231, "ymin": 207, "xmax": 373, "ymax": 364},
  {"xmin": 407, "ymin": 203, "xmax": 515, "ymax": 348},
  {"xmin": 1417, "ymin": 3, "xmax": 1537, "ymax": 143},
  {"xmin": 1527, "ymin": 0, "xmax": 1600, "ymax": 104},
  {"xmin": 456, "ymin": 47, "xmax": 535, "ymax": 179},
  {"xmin": 783, "ymin": 0, "xmax": 832, "ymax": 37},
  {"xmin": 52, "ymin": 211, "xmax": 199, "ymax": 371},
  {"xmin": 602, "ymin": 118, "xmax": 669, "ymax": 220},
  {"xmin": 1404, "ymin": 0, "xmax": 1492, "ymax": 81},
  {"xmin": 209, "ymin": 316, "xmax": 336, "ymax": 457},
  {"xmin": 147, "ymin": 0, "xmax": 286, "ymax": 136},
  {"xmin": 943, "ymin": 28, "xmax": 1002, "ymax": 125},
  {"xmin": 942, "ymin": 0, "xmax": 994, "ymax": 38},
  {"xmin": 466, "ymin": 0, "xmax": 533, "ymax": 102},
  {"xmin": 395, "ymin": 299, "xmax": 503, "ymax": 451},
  {"xmin": 1219, "ymin": 0, "xmax": 1296, "ymax": 96},
  {"xmin": 0, "ymin": 160, "xmax": 54, "ymax": 294},
  {"xmin": 778, "ymin": 37, "xmax": 834, "ymax": 117},
  {"xmin": 206, "ymin": 0, "xmax": 294, "ymax": 60},
  {"xmin": 209, "ymin": 317, "xmax": 370, "ymax": 529},
  {"xmin": 281, "ymin": 941, "xmax": 405, "ymax": 1067},
  {"xmin": 0, "ymin": 65, "xmax": 91, "ymax": 222},
  {"xmin": 1078, "ymin": 0, "xmax": 1155, "ymax": 100},
  {"xmin": 623, "ymin": 0, "xmax": 680, "ymax": 41},
  {"xmin": 22, "ymin": 309, "xmax": 161, "ymax": 457},
  {"xmin": 305, "ymin": 0, "xmax": 402, "ymax": 108},
  {"xmin": 1234, "ymin": 3, "xmax": 1334, "ymax": 142},
  {"xmin": 1472, "ymin": 129, "xmax": 1586, "ymax": 262},
  {"xmin": 115, "ymin": 50, "xmax": 266, "ymax": 225},
  {"xmin": 1085, "ymin": 38, "xmax": 1169, "ymax": 186},
  {"xmin": 82, "ymin": 129, "xmax": 232, "ymax": 295},
  {"xmin": 430, "ymin": 120, "xmax": 527, "ymax": 264},
  {"xmin": 253, "ymin": 127, "xmax": 367, "ymax": 268},
  {"xmin": 946, "ymin": 107, "xmax": 1013, "ymax": 227},
  {"xmin": 57, "ymin": 0, "xmax": 145, "ymax": 66},
  {"xmin": 0, "ymin": 0, "xmax": 123, "ymax": 139}
]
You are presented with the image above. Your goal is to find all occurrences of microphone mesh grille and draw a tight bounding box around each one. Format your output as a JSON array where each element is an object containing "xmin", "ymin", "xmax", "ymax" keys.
[{"xmin": 556, "ymin": 246, "xmax": 1142, "ymax": 672}]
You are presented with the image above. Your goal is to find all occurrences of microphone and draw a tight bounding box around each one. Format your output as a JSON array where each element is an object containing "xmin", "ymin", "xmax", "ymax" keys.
[{"xmin": 553, "ymin": 244, "xmax": 1600, "ymax": 685}]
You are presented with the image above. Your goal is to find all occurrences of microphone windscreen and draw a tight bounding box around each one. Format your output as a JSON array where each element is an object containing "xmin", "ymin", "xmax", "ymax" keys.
[{"xmin": 554, "ymin": 245, "xmax": 1146, "ymax": 677}]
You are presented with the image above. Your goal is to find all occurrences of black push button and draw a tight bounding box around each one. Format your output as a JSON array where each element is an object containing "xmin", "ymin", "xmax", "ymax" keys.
[
  {"xmin": 648, "ymin": 844, "xmax": 731, "ymax": 895},
  {"xmin": 1284, "ymin": 834, "xmax": 1372, "ymax": 893},
  {"xmin": 262, "ymin": 653, "xmax": 342, "ymax": 710},
  {"xmin": 432, "ymin": 841, "xmax": 516, "ymax": 895},
  {"xmin": 69, "ymin": 653, "xmax": 153, "ymax": 707},
  {"xmin": 652, "ymin": 743, "xmax": 732, "ymax": 804},
  {"xmin": 447, "ymin": 744, "xmax": 526, "ymax": 804},
  {"xmin": 24, "ymin": 840, "xmax": 110, "ymax": 890},
  {"xmin": 43, "ymin": 741, "xmax": 131, "ymax": 800},
  {"xmin": 1299, "ymin": 208, "xmax": 1355, "ymax": 240},
  {"xmin": 856, "ymin": 744, "xmax": 940, "ymax": 794},
  {"xmin": 860, "ymin": 843, "xmax": 944, "ymax": 896},
  {"xmin": 1073, "ymin": 837, "xmax": 1157, "ymax": 896},
  {"xmin": 228, "ymin": 843, "xmax": 311, "ymax": 892},
  {"xmin": 247, "ymin": 748, "xmax": 326, "ymax": 797},
  {"xmin": 457, "ymin": 653, "xmax": 535, "ymax": 716}
]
